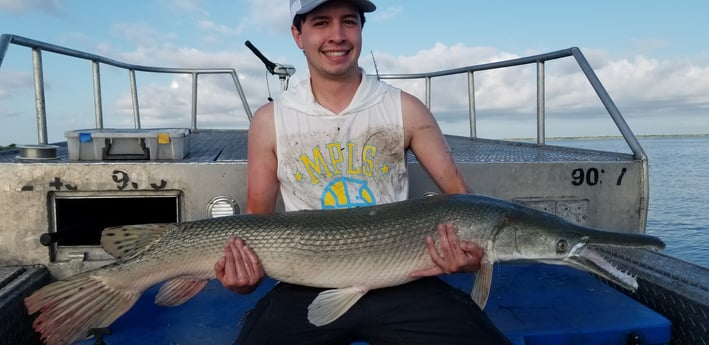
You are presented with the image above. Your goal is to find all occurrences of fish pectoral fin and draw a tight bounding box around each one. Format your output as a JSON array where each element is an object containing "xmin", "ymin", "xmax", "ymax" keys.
[
  {"xmin": 471, "ymin": 255, "xmax": 493, "ymax": 310},
  {"xmin": 155, "ymin": 277, "xmax": 209, "ymax": 307},
  {"xmin": 101, "ymin": 223, "xmax": 174, "ymax": 260},
  {"xmin": 307, "ymin": 286, "xmax": 368, "ymax": 326}
]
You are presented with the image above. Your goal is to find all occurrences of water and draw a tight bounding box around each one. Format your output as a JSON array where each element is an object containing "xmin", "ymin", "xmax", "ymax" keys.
[{"xmin": 554, "ymin": 136, "xmax": 709, "ymax": 268}]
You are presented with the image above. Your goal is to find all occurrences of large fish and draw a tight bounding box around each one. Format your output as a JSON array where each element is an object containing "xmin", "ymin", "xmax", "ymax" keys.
[{"xmin": 25, "ymin": 194, "xmax": 664, "ymax": 345}]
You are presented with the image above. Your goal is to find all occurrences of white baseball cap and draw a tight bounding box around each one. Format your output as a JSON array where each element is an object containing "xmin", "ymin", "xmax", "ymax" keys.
[{"xmin": 290, "ymin": 0, "xmax": 376, "ymax": 24}]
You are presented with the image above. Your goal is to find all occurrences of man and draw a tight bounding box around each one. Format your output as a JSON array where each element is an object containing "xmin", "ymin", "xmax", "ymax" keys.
[{"xmin": 214, "ymin": 0, "xmax": 511, "ymax": 344}]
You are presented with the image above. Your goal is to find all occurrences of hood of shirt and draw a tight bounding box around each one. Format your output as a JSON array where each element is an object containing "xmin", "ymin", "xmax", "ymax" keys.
[{"xmin": 277, "ymin": 71, "xmax": 392, "ymax": 116}]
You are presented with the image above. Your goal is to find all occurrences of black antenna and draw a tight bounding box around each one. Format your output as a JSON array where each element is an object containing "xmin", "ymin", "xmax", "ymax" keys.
[
  {"xmin": 370, "ymin": 50, "xmax": 380, "ymax": 80},
  {"xmin": 245, "ymin": 40, "xmax": 295, "ymax": 92},
  {"xmin": 245, "ymin": 40, "xmax": 276, "ymax": 74}
]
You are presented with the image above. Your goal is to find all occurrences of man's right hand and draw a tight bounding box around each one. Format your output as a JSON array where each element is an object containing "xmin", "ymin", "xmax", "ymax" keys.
[{"xmin": 214, "ymin": 237, "xmax": 265, "ymax": 294}]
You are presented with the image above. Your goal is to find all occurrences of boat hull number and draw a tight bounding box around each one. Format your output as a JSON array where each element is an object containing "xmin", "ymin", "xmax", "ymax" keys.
[{"xmin": 571, "ymin": 167, "xmax": 627, "ymax": 186}]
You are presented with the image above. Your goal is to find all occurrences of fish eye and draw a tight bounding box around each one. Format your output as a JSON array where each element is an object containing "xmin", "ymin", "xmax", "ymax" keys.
[{"xmin": 556, "ymin": 239, "xmax": 569, "ymax": 253}]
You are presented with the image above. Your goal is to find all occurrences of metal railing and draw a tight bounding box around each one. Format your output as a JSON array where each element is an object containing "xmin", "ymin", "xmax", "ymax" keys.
[
  {"xmin": 0, "ymin": 34, "xmax": 253, "ymax": 145},
  {"xmin": 1, "ymin": 35, "xmax": 645, "ymax": 161},
  {"xmin": 376, "ymin": 47, "xmax": 647, "ymax": 160}
]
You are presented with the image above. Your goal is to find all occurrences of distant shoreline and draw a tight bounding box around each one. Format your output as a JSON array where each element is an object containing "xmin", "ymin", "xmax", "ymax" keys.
[{"xmin": 509, "ymin": 133, "xmax": 709, "ymax": 141}]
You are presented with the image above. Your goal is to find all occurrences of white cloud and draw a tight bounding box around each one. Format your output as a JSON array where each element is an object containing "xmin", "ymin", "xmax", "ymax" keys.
[
  {"xmin": 371, "ymin": 6, "xmax": 402, "ymax": 21},
  {"xmin": 198, "ymin": 20, "xmax": 238, "ymax": 37},
  {"xmin": 234, "ymin": 0, "xmax": 291, "ymax": 35},
  {"xmin": 0, "ymin": 0, "xmax": 62, "ymax": 13},
  {"xmin": 359, "ymin": 43, "xmax": 709, "ymax": 137},
  {"xmin": 165, "ymin": 0, "xmax": 208, "ymax": 17}
]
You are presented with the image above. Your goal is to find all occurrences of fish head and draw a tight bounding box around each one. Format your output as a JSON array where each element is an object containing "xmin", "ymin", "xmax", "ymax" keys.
[
  {"xmin": 500, "ymin": 214, "xmax": 591, "ymax": 262},
  {"xmin": 494, "ymin": 206, "xmax": 665, "ymax": 292}
]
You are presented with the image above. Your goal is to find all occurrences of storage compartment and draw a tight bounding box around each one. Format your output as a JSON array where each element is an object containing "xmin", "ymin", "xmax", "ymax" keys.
[
  {"xmin": 47, "ymin": 192, "xmax": 181, "ymax": 262},
  {"xmin": 65, "ymin": 128, "xmax": 191, "ymax": 161}
]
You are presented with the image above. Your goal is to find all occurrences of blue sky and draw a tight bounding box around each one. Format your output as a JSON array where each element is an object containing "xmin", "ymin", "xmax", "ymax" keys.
[{"xmin": 1, "ymin": 0, "xmax": 708, "ymax": 145}]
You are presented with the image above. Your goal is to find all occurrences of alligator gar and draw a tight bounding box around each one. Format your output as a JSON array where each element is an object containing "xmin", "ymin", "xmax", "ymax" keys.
[{"xmin": 25, "ymin": 194, "xmax": 665, "ymax": 345}]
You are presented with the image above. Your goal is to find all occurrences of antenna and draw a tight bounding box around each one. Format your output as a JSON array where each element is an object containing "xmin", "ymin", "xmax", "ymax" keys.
[
  {"xmin": 245, "ymin": 40, "xmax": 295, "ymax": 92},
  {"xmin": 370, "ymin": 50, "xmax": 380, "ymax": 80}
]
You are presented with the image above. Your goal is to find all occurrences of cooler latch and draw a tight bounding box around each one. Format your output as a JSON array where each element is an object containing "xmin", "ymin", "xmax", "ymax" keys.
[{"xmin": 102, "ymin": 138, "xmax": 150, "ymax": 160}]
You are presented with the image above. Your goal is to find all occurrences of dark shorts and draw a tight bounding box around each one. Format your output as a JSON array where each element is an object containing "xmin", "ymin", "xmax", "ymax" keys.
[{"xmin": 234, "ymin": 277, "xmax": 511, "ymax": 345}]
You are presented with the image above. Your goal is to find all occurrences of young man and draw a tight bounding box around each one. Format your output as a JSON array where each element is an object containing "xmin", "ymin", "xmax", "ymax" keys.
[{"xmin": 214, "ymin": 0, "xmax": 512, "ymax": 343}]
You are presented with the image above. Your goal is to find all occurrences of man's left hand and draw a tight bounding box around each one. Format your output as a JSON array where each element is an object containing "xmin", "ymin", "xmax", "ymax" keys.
[{"xmin": 410, "ymin": 223, "xmax": 484, "ymax": 277}]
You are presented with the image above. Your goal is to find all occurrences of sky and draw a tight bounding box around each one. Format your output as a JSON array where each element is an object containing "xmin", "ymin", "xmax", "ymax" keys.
[{"xmin": 1, "ymin": 0, "xmax": 708, "ymax": 145}]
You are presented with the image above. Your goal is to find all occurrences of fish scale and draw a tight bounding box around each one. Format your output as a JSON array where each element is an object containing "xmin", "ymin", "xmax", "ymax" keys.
[{"xmin": 24, "ymin": 194, "xmax": 664, "ymax": 345}]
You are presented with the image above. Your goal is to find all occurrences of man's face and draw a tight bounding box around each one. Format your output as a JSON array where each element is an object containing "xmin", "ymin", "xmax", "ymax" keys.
[{"xmin": 292, "ymin": 1, "xmax": 363, "ymax": 79}]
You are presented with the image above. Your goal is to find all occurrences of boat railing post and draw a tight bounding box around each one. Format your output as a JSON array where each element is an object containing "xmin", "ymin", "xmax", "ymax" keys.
[
  {"xmin": 571, "ymin": 47, "xmax": 646, "ymax": 160},
  {"xmin": 129, "ymin": 69, "xmax": 141, "ymax": 129},
  {"xmin": 92, "ymin": 60, "xmax": 104, "ymax": 129},
  {"xmin": 467, "ymin": 71, "xmax": 477, "ymax": 139},
  {"xmin": 32, "ymin": 47, "xmax": 48, "ymax": 145},
  {"xmin": 0, "ymin": 34, "xmax": 11, "ymax": 70},
  {"xmin": 425, "ymin": 76, "xmax": 432, "ymax": 109},
  {"xmin": 537, "ymin": 61, "xmax": 545, "ymax": 145},
  {"xmin": 191, "ymin": 72, "xmax": 198, "ymax": 131},
  {"xmin": 231, "ymin": 70, "xmax": 252, "ymax": 122}
]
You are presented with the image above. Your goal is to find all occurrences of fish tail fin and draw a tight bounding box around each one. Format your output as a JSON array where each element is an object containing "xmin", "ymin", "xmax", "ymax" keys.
[{"xmin": 25, "ymin": 273, "xmax": 139, "ymax": 345}]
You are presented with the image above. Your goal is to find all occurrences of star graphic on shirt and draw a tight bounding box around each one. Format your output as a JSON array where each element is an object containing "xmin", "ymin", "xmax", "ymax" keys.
[
  {"xmin": 295, "ymin": 171, "xmax": 303, "ymax": 182},
  {"xmin": 380, "ymin": 164, "xmax": 390, "ymax": 175}
]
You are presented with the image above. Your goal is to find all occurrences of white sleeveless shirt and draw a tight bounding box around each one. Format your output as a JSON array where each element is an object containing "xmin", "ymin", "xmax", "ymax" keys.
[{"xmin": 273, "ymin": 74, "xmax": 408, "ymax": 211}]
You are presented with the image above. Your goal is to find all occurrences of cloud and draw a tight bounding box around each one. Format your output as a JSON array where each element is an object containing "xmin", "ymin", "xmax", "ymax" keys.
[
  {"xmin": 359, "ymin": 43, "xmax": 709, "ymax": 137},
  {"xmin": 110, "ymin": 22, "xmax": 180, "ymax": 51},
  {"xmin": 0, "ymin": 0, "xmax": 62, "ymax": 13},
  {"xmin": 198, "ymin": 20, "xmax": 238, "ymax": 37},
  {"xmin": 0, "ymin": 70, "xmax": 33, "ymax": 120},
  {"xmin": 108, "ymin": 73, "xmax": 253, "ymax": 130},
  {"xmin": 165, "ymin": 0, "xmax": 208, "ymax": 17},
  {"xmin": 0, "ymin": 70, "xmax": 33, "ymax": 91},
  {"xmin": 371, "ymin": 6, "xmax": 402, "ymax": 21},
  {"xmin": 234, "ymin": 0, "xmax": 291, "ymax": 35}
]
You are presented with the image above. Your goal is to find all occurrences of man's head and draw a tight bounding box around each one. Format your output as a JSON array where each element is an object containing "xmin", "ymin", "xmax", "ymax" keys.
[
  {"xmin": 290, "ymin": 0, "xmax": 375, "ymax": 31},
  {"xmin": 290, "ymin": 0, "xmax": 375, "ymax": 80}
]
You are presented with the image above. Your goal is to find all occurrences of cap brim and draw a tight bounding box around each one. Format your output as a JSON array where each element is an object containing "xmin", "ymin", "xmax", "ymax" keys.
[{"xmin": 296, "ymin": 0, "xmax": 376, "ymax": 16}]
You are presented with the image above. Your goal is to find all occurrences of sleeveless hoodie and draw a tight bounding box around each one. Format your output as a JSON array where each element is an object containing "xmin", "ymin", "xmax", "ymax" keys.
[{"xmin": 274, "ymin": 73, "xmax": 408, "ymax": 211}]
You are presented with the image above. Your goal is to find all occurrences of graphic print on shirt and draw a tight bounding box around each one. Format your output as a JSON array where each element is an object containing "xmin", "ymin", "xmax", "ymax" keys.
[{"xmin": 295, "ymin": 141, "xmax": 392, "ymax": 209}]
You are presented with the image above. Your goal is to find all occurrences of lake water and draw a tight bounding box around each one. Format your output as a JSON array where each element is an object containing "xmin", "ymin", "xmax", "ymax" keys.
[{"xmin": 554, "ymin": 136, "xmax": 709, "ymax": 269}]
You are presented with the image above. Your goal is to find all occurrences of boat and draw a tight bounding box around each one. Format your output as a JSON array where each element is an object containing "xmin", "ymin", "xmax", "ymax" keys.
[{"xmin": 1, "ymin": 33, "xmax": 707, "ymax": 345}]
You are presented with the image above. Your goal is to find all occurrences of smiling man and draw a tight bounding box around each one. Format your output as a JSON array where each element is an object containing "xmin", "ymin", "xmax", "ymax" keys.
[{"xmin": 213, "ymin": 1, "xmax": 512, "ymax": 344}]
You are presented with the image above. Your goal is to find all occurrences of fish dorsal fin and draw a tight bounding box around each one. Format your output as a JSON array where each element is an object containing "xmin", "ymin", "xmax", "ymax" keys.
[
  {"xmin": 471, "ymin": 253, "xmax": 494, "ymax": 309},
  {"xmin": 101, "ymin": 224, "xmax": 173, "ymax": 260},
  {"xmin": 155, "ymin": 278, "xmax": 209, "ymax": 307},
  {"xmin": 307, "ymin": 286, "xmax": 368, "ymax": 326}
]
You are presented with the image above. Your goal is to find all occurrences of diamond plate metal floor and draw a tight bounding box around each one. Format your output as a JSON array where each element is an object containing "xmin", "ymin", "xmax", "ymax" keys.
[{"xmin": 0, "ymin": 130, "xmax": 635, "ymax": 164}]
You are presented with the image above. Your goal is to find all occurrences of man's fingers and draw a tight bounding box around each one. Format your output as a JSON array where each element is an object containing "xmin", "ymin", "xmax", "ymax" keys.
[
  {"xmin": 238, "ymin": 241, "xmax": 262, "ymax": 281},
  {"xmin": 439, "ymin": 224, "xmax": 466, "ymax": 273},
  {"xmin": 410, "ymin": 266, "xmax": 443, "ymax": 278},
  {"xmin": 460, "ymin": 241, "xmax": 483, "ymax": 255},
  {"xmin": 424, "ymin": 235, "xmax": 444, "ymax": 262},
  {"xmin": 214, "ymin": 256, "xmax": 226, "ymax": 280},
  {"xmin": 446, "ymin": 224, "xmax": 462, "ymax": 250},
  {"xmin": 226, "ymin": 240, "xmax": 243, "ymax": 277}
]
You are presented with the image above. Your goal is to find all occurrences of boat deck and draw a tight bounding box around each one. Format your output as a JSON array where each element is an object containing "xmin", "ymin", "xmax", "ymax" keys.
[
  {"xmin": 0, "ymin": 129, "xmax": 634, "ymax": 164},
  {"xmin": 60, "ymin": 263, "xmax": 668, "ymax": 345}
]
